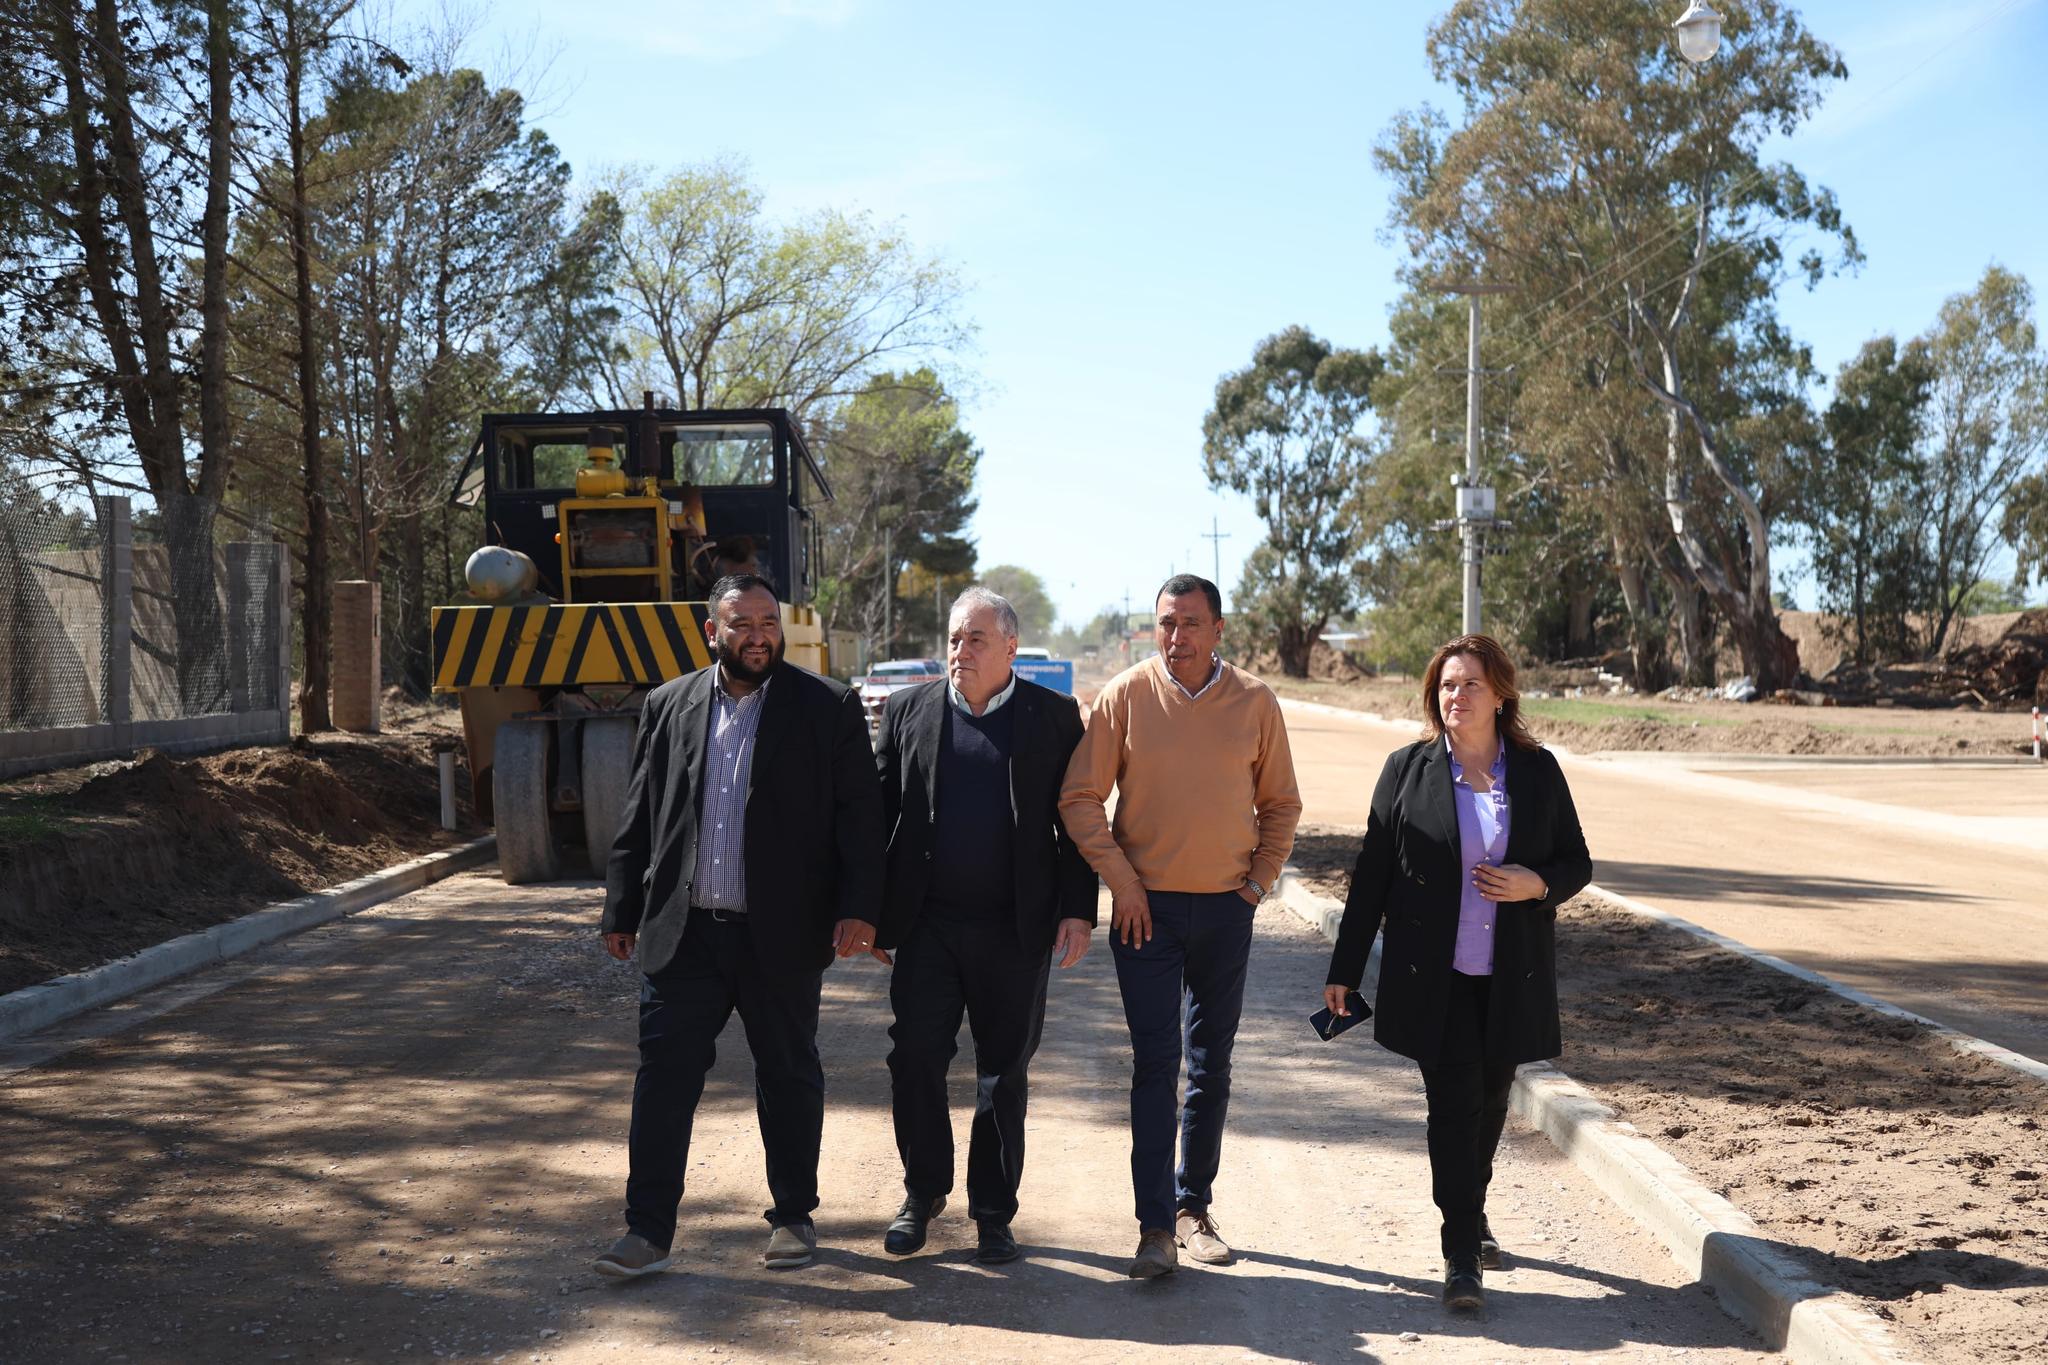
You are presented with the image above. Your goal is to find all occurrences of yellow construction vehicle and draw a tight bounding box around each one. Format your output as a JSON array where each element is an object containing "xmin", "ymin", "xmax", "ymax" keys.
[{"xmin": 434, "ymin": 400, "xmax": 830, "ymax": 883}]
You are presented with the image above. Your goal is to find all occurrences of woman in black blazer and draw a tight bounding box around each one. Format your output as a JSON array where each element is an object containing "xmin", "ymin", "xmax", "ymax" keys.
[{"xmin": 1321, "ymin": 634, "xmax": 1590, "ymax": 1313}]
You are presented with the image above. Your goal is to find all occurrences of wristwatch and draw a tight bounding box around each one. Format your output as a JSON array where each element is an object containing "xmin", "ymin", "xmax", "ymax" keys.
[{"xmin": 1243, "ymin": 878, "xmax": 1266, "ymax": 901}]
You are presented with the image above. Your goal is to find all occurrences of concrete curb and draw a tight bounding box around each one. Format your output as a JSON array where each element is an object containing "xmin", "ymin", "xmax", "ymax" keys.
[
  {"xmin": 1276, "ymin": 870, "xmax": 1912, "ymax": 1365},
  {"xmin": 1584, "ymin": 882, "xmax": 2048, "ymax": 1089},
  {"xmin": 0, "ymin": 836, "xmax": 496, "ymax": 1043}
]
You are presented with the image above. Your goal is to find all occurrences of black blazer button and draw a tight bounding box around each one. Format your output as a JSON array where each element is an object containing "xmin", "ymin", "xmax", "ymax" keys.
[
  {"xmin": 1409, "ymin": 964, "xmax": 1418, "ymax": 975},
  {"xmin": 1416, "ymin": 874, "xmax": 1426, "ymax": 886},
  {"xmin": 924, "ymin": 850, "xmax": 932, "ymax": 861}
]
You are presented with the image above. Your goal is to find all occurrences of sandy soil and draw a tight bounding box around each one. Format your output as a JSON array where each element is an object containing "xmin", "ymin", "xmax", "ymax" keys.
[
  {"xmin": 0, "ymin": 874, "xmax": 1769, "ymax": 1363},
  {"xmin": 1288, "ymin": 824, "xmax": 2048, "ymax": 1365},
  {"xmin": 1266, "ymin": 677, "xmax": 2044, "ymax": 759},
  {"xmin": 0, "ymin": 723, "xmax": 476, "ymax": 995},
  {"xmin": 1280, "ymin": 702, "xmax": 2048, "ymax": 1063}
]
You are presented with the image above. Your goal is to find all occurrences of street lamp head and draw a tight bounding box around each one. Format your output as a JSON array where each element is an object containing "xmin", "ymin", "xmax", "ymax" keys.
[{"xmin": 1673, "ymin": 0, "xmax": 1724, "ymax": 64}]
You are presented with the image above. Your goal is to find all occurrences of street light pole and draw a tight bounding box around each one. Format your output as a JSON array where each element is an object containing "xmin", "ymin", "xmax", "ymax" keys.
[
  {"xmin": 1461, "ymin": 293, "xmax": 1484, "ymax": 635},
  {"xmin": 1442, "ymin": 280, "xmax": 1514, "ymax": 636},
  {"xmin": 1200, "ymin": 516, "xmax": 1230, "ymax": 594}
]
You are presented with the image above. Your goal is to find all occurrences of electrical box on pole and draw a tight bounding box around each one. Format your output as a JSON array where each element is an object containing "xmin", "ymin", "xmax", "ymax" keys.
[
  {"xmin": 1442, "ymin": 277, "xmax": 1516, "ymax": 636},
  {"xmin": 1455, "ymin": 484, "xmax": 1496, "ymax": 521}
]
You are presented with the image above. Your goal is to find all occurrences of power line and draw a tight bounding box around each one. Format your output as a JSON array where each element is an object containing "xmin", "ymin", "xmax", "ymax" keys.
[{"xmin": 1374, "ymin": 0, "xmax": 2031, "ymax": 432}]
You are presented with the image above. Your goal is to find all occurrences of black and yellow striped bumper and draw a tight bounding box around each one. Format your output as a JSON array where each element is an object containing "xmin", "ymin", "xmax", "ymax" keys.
[{"xmin": 431, "ymin": 602, "xmax": 713, "ymax": 693}]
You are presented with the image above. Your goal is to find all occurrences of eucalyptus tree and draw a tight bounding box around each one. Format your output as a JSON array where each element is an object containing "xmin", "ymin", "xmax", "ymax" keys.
[
  {"xmin": 1377, "ymin": 0, "xmax": 1853, "ymax": 689},
  {"xmin": 1786, "ymin": 336, "xmax": 1934, "ymax": 666},
  {"xmin": 1916, "ymin": 266, "xmax": 2045, "ymax": 655},
  {"xmin": 1203, "ymin": 326, "xmax": 1382, "ymax": 677}
]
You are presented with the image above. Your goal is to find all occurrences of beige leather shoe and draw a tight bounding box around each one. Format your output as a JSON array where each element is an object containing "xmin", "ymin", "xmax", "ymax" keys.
[
  {"xmin": 1129, "ymin": 1227, "xmax": 1178, "ymax": 1279},
  {"xmin": 591, "ymin": 1233, "xmax": 671, "ymax": 1279},
  {"xmin": 763, "ymin": 1222, "xmax": 817, "ymax": 1269},
  {"xmin": 1175, "ymin": 1209, "xmax": 1232, "ymax": 1265}
]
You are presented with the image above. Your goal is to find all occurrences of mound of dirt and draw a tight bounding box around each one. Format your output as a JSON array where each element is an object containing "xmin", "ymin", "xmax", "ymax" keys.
[
  {"xmin": 1932, "ymin": 609, "xmax": 2048, "ymax": 708},
  {"xmin": 1239, "ymin": 640, "xmax": 1374, "ymax": 682},
  {"xmin": 0, "ymin": 732, "xmax": 475, "ymax": 996}
]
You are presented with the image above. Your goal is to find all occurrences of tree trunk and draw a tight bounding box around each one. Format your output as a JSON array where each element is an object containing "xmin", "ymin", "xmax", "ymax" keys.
[
  {"xmin": 284, "ymin": 4, "xmax": 331, "ymax": 733},
  {"xmin": 1275, "ymin": 622, "xmax": 1314, "ymax": 678},
  {"xmin": 1656, "ymin": 559, "xmax": 1712, "ymax": 686},
  {"xmin": 1612, "ymin": 544, "xmax": 1669, "ymax": 691},
  {"xmin": 87, "ymin": 0, "xmax": 185, "ymax": 489},
  {"xmin": 1566, "ymin": 585, "xmax": 1597, "ymax": 658},
  {"xmin": 1728, "ymin": 597, "xmax": 1803, "ymax": 688},
  {"xmin": 82, "ymin": 0, "xmax": 232, "ymax": 714},
  {"xmin": 197, "ymin": 0, "xmax": 233, "ymax": 501}
]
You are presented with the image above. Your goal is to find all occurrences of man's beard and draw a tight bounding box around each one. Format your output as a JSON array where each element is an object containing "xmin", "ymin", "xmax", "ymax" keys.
[{"xmin": 714, "ymin": 634, "xmax": 784, "ymax": 685}]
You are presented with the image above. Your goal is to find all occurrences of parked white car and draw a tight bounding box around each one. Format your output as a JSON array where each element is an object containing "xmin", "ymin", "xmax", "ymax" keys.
[{"xmin": 856, "ymin": 658, "xmax": 943, "ymax": 726}]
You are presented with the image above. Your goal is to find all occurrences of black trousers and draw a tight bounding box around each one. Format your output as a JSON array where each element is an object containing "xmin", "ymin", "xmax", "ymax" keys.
[
  {"xmin": 1417, "ymin": 970, "xmax": 1517, "ymax": 1260},
  {"xmin": 625, "ymin": 909, "xmax": 824, "ymax": 1251},
  {"xmin": 885, "ymin": 914, "xmax": 1051, "ymax": 1223}
]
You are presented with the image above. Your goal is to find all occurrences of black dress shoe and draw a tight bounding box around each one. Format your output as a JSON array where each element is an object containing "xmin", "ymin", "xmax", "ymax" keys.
[
  {"xmin": 1443, "ymin": 1253, "xmax": 1485, "ymax": 1312},
  {"xmin": 1478, "ymin": 1214, "xmax": 1503, "ymax": 1271},
  {"xmin": 974, "ymin": 1220, "xmax": 1019, "ymax": 1264},
  {"xmin": 883, "ymin": 1195, "xmax": 945, "ymax": 1255}
]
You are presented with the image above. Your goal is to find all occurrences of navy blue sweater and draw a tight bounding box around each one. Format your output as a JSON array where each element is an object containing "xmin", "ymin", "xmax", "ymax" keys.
[{"xmin": 926, "ymin": 702, "xmax": 1016, "ymax": 920}]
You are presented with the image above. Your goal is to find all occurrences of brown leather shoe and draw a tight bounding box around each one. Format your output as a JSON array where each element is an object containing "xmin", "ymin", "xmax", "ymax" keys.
[
  {"xmin": 1129, "ymin": 1227, "xmax": 1178, "ymax": 1279},
  {"xmin": 1175, "ymin": 1209, "xmax": 1232, "ymax": 1265}
]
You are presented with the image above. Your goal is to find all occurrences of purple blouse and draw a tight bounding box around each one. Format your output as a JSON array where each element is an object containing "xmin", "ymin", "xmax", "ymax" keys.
[{"xmin": 1448, "ymin": 738, "xmax": 1509, "ymax": 975}]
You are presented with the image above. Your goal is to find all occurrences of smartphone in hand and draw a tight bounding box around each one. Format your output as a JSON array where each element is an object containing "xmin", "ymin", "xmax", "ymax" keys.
[{"xmin": 1310, "ymin": 989, "xmax": 1372, "ymax": 1041}]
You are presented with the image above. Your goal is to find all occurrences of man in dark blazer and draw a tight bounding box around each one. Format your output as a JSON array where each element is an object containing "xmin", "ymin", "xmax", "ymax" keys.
[
  {"xmin": 591, "ymin": 574, "xmax": 885, "ymax": 1281},
  {"xmin": 870, "ymin": 586, "xmax": 1097, "ymax": 1265}
]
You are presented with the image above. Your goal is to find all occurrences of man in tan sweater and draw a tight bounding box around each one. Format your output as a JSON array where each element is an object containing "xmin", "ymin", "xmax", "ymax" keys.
[{"xmin": 1059, "ymin": 574, "xmax": 1301, "ymax": 1279}]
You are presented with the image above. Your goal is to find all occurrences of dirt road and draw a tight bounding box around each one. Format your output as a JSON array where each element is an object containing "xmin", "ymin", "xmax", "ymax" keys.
[
  {"xmin": 1282, "ymin": 702, "xmax": 2048, "ymax": 1063},
  {"xmin": 0, "ymin": 873, "xmax": 1758, "ymax": 1363}
]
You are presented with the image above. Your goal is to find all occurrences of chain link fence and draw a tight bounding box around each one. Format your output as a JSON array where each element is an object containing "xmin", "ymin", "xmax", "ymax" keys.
[
  {"xmin": 0, "ymin": 481, "xmax": 110, "ymax": 732},
  {"xmin": 0, "ymin": 487, "xmax": 289, "ymax": 774}
]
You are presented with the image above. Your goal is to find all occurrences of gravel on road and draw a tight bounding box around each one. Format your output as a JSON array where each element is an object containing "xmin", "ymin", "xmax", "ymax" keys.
[{"xmin": 0, "ymin": 872, "xmax": 1763, "ymax": 1363}]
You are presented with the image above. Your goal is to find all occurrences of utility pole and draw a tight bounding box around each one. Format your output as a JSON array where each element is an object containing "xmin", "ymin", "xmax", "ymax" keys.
[
  {"xmin": 882, "ymin": 524, "xmax": 893, "ymax": 656},
  {"xmin": 1441, "ymin": 279, "xmax": 1515, "ymax": 635},
  {"xmin": 1200, "ymin": 516, "xmax": 1231, "ymax": 595},
  {"xmin": 934, "ymin": 573, "xmax": 944, "ymax": 654}
]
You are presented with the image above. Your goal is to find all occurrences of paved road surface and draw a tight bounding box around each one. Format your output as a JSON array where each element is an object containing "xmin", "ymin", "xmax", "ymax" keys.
[
  {"xmin": 0, "ymin": 873, "xmax": 1757, "ymax": 1363},
  {"xmin": 1283, "ymin": 701, "xmax": 2048, "ymax": 1063}
]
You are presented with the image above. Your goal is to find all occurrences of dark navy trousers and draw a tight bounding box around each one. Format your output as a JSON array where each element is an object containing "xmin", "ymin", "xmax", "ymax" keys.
[
  {"xmin": 625, "ymin": 909, "xmax": 824, "ymax": 1251},
  {"xmin": 1109, "ymin": 889, "xmax": 1256, "ymax": 1232}
]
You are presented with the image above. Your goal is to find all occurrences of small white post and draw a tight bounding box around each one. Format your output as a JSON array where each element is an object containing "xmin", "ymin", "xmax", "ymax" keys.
[
  {"xmin": 438, "ymin": 749, "xmax": 458, "ymax": 830},
  {"xmin": 2034, "ymin": 707, "xmax": 2043, "ymax": 764}
]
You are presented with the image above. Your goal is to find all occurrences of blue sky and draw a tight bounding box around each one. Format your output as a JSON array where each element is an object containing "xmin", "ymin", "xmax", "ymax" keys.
[{"xmin": 424, "ymin": 0, "xmax": 2048, "ymax": 627}]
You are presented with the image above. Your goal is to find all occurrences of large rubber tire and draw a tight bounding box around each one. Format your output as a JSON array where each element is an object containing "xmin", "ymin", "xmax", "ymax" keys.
[
  {"xmin": 580, "ymin": 714, "xmax": 637, "ymax": 880},
  {"xmin": 494, "ymin": 718, "xmax": 561, "ymax": 885}
]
